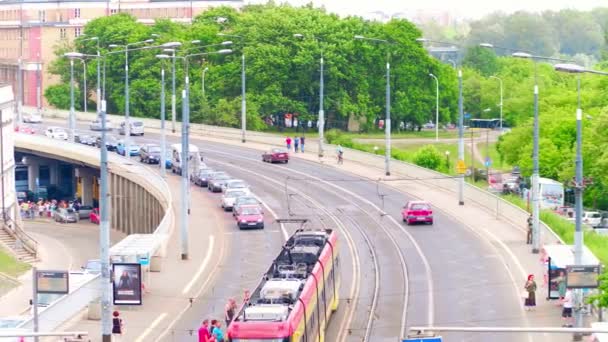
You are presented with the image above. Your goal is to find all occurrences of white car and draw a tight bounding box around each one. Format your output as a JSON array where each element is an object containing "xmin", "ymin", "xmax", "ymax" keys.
[
  {"xmin": 90, "ymin": 118, "xmax": 113, "ymax": 131},
  {"xmin": 45, "ymin": 126, "xmax": 68, "ymax": 140},
  {"xmin": 583, "ymin": 211, "xmax": 602, "ymax": 228},
  {"xmin": 221, "ymin": 188, "xmax": 250, "ymax": 211},
  {"xmin": 23, "ymin": 113, "xmax": 42, "ymax": 123},
  {"xmin": 119, "ymin": 120, "xmax": 145, "ymax": 136},
  {"xmin": 222, "ymin": 179, "xmax": 249, "ymax": 193}
]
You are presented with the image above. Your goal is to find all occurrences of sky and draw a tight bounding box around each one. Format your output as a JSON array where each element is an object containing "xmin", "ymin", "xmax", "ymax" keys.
[{"xmin": 246, "ymin": 0, "xmax": 607, "ymax": 19}]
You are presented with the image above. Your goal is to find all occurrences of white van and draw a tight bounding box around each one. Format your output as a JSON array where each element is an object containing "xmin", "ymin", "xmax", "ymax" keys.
[
  {"xmin": 171, "ymin": 143, "xmax": 203, "ymax": 175},
  {"xmin": 583, "ymin": 211, "xmax": 602, "ymax": 228},
  {"xmin": 119, "ymin": 120, "xmax": 145, "ymax": 136}
]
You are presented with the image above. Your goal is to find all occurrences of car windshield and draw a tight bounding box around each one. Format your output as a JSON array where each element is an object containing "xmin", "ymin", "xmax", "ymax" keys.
[
  {"xmin": 214, "ymin": 175, "xmax": 230, "ymax": 180},
  {"xmin": 132, "ymin": 122, "xmax": 143, "ymax": 127},
  {"xmin": 237, "ymin": 197, "xmax": 258, "ymax": 205},
  {"xmin": 56, "ymin": 128, "xmax": 66, "ymax": 133},
  {"xmin": 241, "ymin": 207, "xmax": 262, "ymax": 215},
  {"xmin": 229, "ymin": 181, "xmax": 247, "ymax": 188},
  {"xmin": 66, "ymin": 209, "xmax": 76, "ymax": 214},
  {"xmin": 590, "ymin": 213, "xmax": 601, "ymax": 218},
  {"xmin": 149, "ymin": 146, "xmax": 161, "ymax": 152},
  {"xmin": 410, "ymin": 204, "xmax": 430, "ymax": 211},
  {"xmin": 227, "ymin": 191, "xmax": 247, "ymax": 198},
  {"xmin": 272, "ymin": 148, "xmax": 287, "ymax": 153}
]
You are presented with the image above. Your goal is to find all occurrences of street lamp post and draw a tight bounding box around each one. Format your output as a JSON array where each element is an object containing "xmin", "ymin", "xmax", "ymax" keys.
[
  {"xmin": 156, "ymin": 55, "xmax": 168, "ymax": 178},
  {"xmin": 293, "ymin": 33, "xmax": 325, "ymax": 157},
  {"xmin": 355, "ymin": 35, "xmax": 392, "ymax": 176},
  {"xmin": 489, "ymin": 75, "xmax": 503, "ymax": 132},
  {"xmin": 69, "ymin": 58, "xmax": 75, "ymax": 142},
  {"xmin": 81, "ymin": 59, "xmax": 87, "ymax": 112},
  {"xmin": 429, "ymin": 73, "xmax": 439, "ymax": 141},
  {"xmin": 218, "ymin": 33, "xmax": 246, "ymax": 143},
  {"xmin": 202, "ymin": 67, "xmax": 208, "ymax": 98},
  {"xmin": 554, "ymin": 63, "xmax": 608, "ymax": 340}
]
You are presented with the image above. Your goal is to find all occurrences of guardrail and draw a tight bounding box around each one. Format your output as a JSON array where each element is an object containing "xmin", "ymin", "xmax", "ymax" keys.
[{"xmin": 3, "ymin": 216, "xmax": 38, "ymax": 259}]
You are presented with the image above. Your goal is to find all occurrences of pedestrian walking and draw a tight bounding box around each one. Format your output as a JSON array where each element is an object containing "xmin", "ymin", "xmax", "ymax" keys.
[
  {"xmin": 211, "ymin": 320, "xmax": 224, "ymax": 342},
  {"xmin": 561, "ymin": 289, "xmax": 574, "ymax": 327},
  {"xmin": 285, "ymin": 136, "xmax": 292, "ymax": 151},
  {"xmin": 112, "ymin": 311, "xmax": 124, "ymax": 341},
  {"xmin": 300, "ymin": 136, "xmax": 305, "ymax": 152},
  {"xmin": 225, "ymin": 298, "xmax": 237, "ymax": 326},
  {"xmin": 524, "ymin": 274, "xmax": 537, "ymax": 311},
  {"xmin": 28, "ymin": 202, "xmax": 35, "ymax": 219},
  {"xmin": 336, "ymin": 145, "xmax": 344, "ymax": 164},
  {"xmin": 198, "ymin": 319, "xmax": 212, "ymax": 342},
  {"xmin": 526, "ymin": 214, "xmax": 533, "ymax": 244},
  {"xmin": 294, "ymin": 137, "xmax": 300, "ymax": 153}
]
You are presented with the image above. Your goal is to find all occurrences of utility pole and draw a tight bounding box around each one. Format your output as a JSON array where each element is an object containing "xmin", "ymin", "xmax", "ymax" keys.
[
  {"xmin": 69, "ymin": 59, "xmax": 75, "ymax": 142},
  {"xmin": 171, "ymin": 49, "xmax": 177, "ymax": 134},
  {"xmin": 124, "ymin": 48, "xmax": 131, "ymax": 157},
  {"xmin": 99, "ymin": 73, "xmax": 111, "ymax": 342},
  {"xmin": 531, "ymin": 82, "xmax": 540, "ymax": 254},
  {"xmin": 457, "ymin": 69, "xmax": 465, "ymax": 205},
  {"xmin": 241, "ymin": 53, "xmax": 246, "ymax": 143},
  {"xmin": 160, "ymin": 62, "xmax": 166, "ymax": 178},
  {"xmin": 180, "ymin": 65, "xmax": 190, "ymax": 260},
  {"xmin": 385, "ymin": 54, "xmax": 391, "ymax": 176},
  {"xmin": 318, "ymin": 51, "xmax": 325, "ymax": 157}
]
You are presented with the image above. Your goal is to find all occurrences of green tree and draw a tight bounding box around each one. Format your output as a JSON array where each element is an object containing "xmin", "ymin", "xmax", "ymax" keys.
[
  {"xmin": 413, "ymin": 145, "xmax": 443, "ymax": 171},
  {"xmin": 463, "ymin": 46, "xmax": 499, "ymax": 77},
  {"xmin": 44, "ymin": 84, "xmax": 82, "ymax": 110}
]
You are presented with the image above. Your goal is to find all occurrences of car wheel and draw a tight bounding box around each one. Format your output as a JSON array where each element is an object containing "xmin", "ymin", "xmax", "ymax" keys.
[
  {"xmin": 429, "ymin": 220, "xmax": 434, "ymax": 225},
  {"xmin": 284, "ymin": 160, "xmax": 289, "ymax": 164},
  {"xmin": 260, "ymin": 224, "xmax": 264, "ymax": 229}
]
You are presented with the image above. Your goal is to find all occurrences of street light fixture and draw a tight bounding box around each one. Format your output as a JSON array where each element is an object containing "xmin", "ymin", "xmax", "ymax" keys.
[
  {"xmin": 293, "ymin": 32, "xmax": 326, "ymax": 157},
  {"xmin": 554, "ymin": 62, "xmax": 608, "ymax": 341},
  {"xmin": 218, "ymin": 32, "xmax": 247, "ymax": 143},
  {"xmin": 202, "ymin": 67, "xmax": 209, "ymax": 98},
  {"xmin": 489, "ymin": 76, "xmax": 503, "ymax": 132},
  {"xmin": 354, "ymin": 34, "xmax": 392, "ymax": 176}
]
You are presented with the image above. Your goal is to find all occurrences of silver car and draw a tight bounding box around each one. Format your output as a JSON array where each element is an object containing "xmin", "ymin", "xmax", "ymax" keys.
[
  {"xmin": 53, "ymin": 208, "xmax": 79, "ymax": 223},
  {"xmin": 90, "ymin": 118, "xmax": 113, "ymax": 131},
  {"xmin": 221, "ymin": 189, "xmax": 250, "ymax": 211},
  {"xmin": 207, "ymin": 173, "xmax": 231, "ymax": 193},
  {"xmin": 222, "ymin": 179, "xmax": 249, "ymax": 193},
  {"xmin": 77, "ymin": 205, "xmax": 94, "ymax": 219}
]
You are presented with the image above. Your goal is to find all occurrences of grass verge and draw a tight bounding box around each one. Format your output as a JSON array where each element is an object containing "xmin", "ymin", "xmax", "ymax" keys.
[{"xmin": 0, "ymin": 247, "xmax": 30, "ymax": 277}]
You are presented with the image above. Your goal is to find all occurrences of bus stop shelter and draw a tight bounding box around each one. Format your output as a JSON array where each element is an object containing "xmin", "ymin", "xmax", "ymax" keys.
[{"xmin": 541, "ymin": 244, "xmax": 600, "ymax": 300}]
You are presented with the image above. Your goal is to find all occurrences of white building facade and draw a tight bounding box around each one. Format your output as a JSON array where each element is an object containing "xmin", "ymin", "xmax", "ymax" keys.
[{"xmin": 0, "ymin": 84, "xmax": 16, "ymax": 223}]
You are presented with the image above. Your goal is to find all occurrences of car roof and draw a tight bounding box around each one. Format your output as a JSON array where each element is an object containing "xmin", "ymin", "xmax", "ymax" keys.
[{"xmin": 408, "ymin": 200, "xmax": 430, "ymax": 205}]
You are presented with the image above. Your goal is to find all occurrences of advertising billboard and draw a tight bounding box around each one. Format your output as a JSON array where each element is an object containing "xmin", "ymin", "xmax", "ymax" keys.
[
  {"xmin": 112, "ymin": 263, "xmax": 142, "ymax": 305},
  {"xmin": 566, "ymin": 265, "xmax": 601, "ymax": 289},
  {"xmin": 36, "ymin": 270, "xmax": 69, "ymax": 294}
]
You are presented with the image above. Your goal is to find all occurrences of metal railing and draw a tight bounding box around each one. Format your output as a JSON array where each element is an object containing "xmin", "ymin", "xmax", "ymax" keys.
[{"xmin": 2, "ymin": 215, "xmax": 38, "ymax": 259}]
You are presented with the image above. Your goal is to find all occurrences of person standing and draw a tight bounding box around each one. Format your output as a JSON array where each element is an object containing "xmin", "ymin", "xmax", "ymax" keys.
[
  {"xmin": 526, "ymin": 214, "xmax": 533, "ymax": 244},
  {"xmin": 225, "ymin": 298, "xmax": 237, "ymax": 326},
  {"xmin": 336, "ymin": 145, "xmax": 344, "ymax": 165},
  {"xmin": 211, "ymin": 320, "xmax": 224, "ymax": 342},
  {"xmin": 524, "ymin": 274, "xmax": 537, "ymax": 311},
  {"xmin": 294, "ymin": 137, "xmax": 300, "ymax": 153},
  {"xmin": 112, "ymin": 311, "xmax": 124, "ymax": 341},
  {"xmin": 285, "ymin": 136, "xmax": 292, "ymax": 151},
  {"xmin": 300, "ymin": 136, "xmax": 305, "ymax": 153},
  {"xmin": 562, "ymin": 289, "xmax": 574, "ymax": 327},
  {"xmin": 198, "ymin": 319, "xmax": 212, "ymax": 342}
]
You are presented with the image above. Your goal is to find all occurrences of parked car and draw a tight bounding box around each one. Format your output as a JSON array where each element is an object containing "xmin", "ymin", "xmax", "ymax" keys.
[
  {"xmin": 82, "ymin": 259, "xmax": 101, "ymax": 274},
  {"xmin": 423, "ymin": 122, "xmax": 435, "ymax": 129},
  {"xmin": 23, "ymin": 113, "xmax": 42, "ymax": 123},
  {"xmin": 77, "ymin": 134, "xmax": 96, "ymax": 146},
  {"xmin": 583, "ymin": 211, "xmax": 602, "ymax": 228},
  {"xmin": 235, "ymin": 205, "xmax": 264, "ymax": 229},
  {"xmin": 118, "ymin": 120, "xmax": 145, "ymax": 136},
  {"xmin": 401, "ymin": 200, "xmax": 433, "ymax": 225},
  {"xmin": 15, "ymin": 125, "xmax": 36, "ymax": 134},
  {"xmin": 208, "ymin": 173, "xmax": 232, "ymax": 193},
  {"xmin": 116, "ymin": 140, "xmax": 141, "ymax": 156},
  {"xmin": 233, "ymin": 196, "xmax": 261, "ymax": 217},
  {"xmin": 45, "ymin": 127, "xmax": 68, "ymax": 140},
  {"xmin": 162, "ymin": 149, "xmax": 172, "ymax": 169},
  {"xmin": 262, "ymin": 148, "xmax": 289, "ymax": 164},
  {"xmin": 53, "ymin": 208, "xmax": 79, "ymax": 223},
  {"xmin": 223, "ymin": 179, "xmax": 249, "ymax": 193},
  {"xmin": 95, "ymin": 135, "xmax": 118, "ymax": 151},
  {"xmin": 90, "ymin": 118, "xmax": 113, "ymax": 131},
  {"xmin": 221, "ymin": 189, "xmax": 249, "ymax": 211},
  {"xmin": 90, "ymin": 208, "xmax": 100, "ymax": 224},
  {"xmin": 139, "ymin": 144, "xmax": 162, "ymax": 164},
  {"xmin": 77, "ymin": 205, "xmax": 94, "ymax": 219},
  {"xmin": 191, "ymin": 168, "xmax": 215, "ymax": 187}
]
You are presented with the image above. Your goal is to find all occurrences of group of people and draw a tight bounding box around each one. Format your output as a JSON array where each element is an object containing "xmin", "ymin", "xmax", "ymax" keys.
[
  {"xmin": 523, "ymin": 272, "xmax": 574, "ymax": 328},
  {"xmin": 19, "ymin": 198, "xmax": 79, "ymax": 219},
  {"xmin": 285, "ymin": 136, "xmax": 306, "ymax": 153},
  {"xmin": 197, "ymin": 319, "xmax": 226, "ymax": 342}
]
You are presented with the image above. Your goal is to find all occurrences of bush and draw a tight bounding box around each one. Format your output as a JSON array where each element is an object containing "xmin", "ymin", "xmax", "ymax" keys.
[
  {"xmin": 412, "ymin": 145, "xmax": 443, "ymax": 171},
  {"xmin": 325, "ymin": 129, "xmax": 343, "ymax": 144}
]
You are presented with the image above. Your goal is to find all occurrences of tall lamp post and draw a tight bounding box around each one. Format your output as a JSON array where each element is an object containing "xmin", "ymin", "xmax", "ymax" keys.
[
  {"xmin": 156, "ymin": 55, "xmax": 169, "ymax": 178},
  {"xmin": 80, "ymin": 59, "xmax": 87, "ymax": 112},
  {"xmin": 108, "ymin": 38, "xmax": 155, "ymax": 158},
  {"xmin": 293, "ymin": 33, "xmax": 326, "ymax": 157},
  {"xmin": 418, "ymin": 37, "xmax": 465, "ymax": 204},
  {"xmin": 81, "ymin": 36, "xmax": 100, "ymax": 115},
  {"xmin": 218, "ymin": 33, "xmax": 246, "ymax": 143},
  {"xmin": 554, "ymin": 63, "xmax": 608, "ymax": 340},
  {"xmin": 489, "ymin": 75, "xmax": 503, "ymax": 132},
  {"xmin": 480, "ymin": 43, "xmax": 571, "ymax": 253},
  {"xmin": 429, "ymin": 73, "xmax": 439, "ymax": 141},
  {"xmin": 202, "ymin": 67, "xmax": 209, "ymax": 98},
  {"xmin": 64, "ymin": 54, "xmax": 79, "ymax": 142},
  {"xmin": 158, "ymin": 48, "xmax": 232, "ymax": 260},
  {"xmin": 355, "ymin": 34, "xmax": 392, "ymax": 176}
]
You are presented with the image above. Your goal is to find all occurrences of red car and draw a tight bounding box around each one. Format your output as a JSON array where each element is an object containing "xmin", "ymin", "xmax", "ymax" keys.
[
  {"xmin": 15, "ymin": 125, "xmax": 35, "ymax": 134},
  {"xmin": 402, "ymin": 200, "xmax": 433, "ymax": 225},
  {"xmin": 90, "ymin": 208, "xmax": 100, "ymax": 224},
  {"xmin": 262, "ymin": 148, "xmax": 289, "ymax": 164},
  {"xmin": 235, "ymin": 204, "xmax": 264, "ymax": 229}
]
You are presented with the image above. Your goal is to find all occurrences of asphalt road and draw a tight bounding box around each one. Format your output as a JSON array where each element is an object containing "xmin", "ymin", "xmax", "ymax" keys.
[{"xmin": 31, "ymin": 122, "xmax": 537, "ymax": 341}]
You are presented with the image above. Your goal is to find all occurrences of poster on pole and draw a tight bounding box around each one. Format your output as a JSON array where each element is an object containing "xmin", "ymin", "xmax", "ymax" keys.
[
  {"xmin": 566, "ymin": 265, "xmax": 601, "ymax": 289},
  {"xmin": 36, "ymin": 270, "xmax": 69, "ymax": 294},
  {"xmin": 112, "ymin": 263, "xmax": 142, "ymax": 305}
]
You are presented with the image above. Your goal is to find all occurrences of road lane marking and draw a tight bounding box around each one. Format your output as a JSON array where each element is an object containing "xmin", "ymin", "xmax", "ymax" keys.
[
  {"xmin": 254, "ymin": 194, "xmax": 288, "ymax": 241},
  {"xmin": 181, "ymin": 235, "xmax": 214, "ymax": 295},
  {"xmin": 134, "ymin": 312, "xmax": 167, "ymax": 342}
]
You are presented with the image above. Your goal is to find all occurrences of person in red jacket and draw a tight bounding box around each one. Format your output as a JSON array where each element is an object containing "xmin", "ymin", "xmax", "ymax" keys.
[
  {"xmin": 285, "ymin": 136, "xmax": 292, "ymax": 151},
  {"xmin": 198, "ymin": 319, "xmax": 212, "ymax": 342}
]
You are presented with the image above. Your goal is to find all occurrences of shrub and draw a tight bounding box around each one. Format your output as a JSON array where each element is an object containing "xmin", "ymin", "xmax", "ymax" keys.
[{"xmin": 412, "ymin": 145, "xmax": 443, "ymax": 171}]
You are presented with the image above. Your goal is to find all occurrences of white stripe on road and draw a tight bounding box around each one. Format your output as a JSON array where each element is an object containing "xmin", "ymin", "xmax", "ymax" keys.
[
  {"xmin": 134, "ymin": 312, "xmax": 167, "ymax": 342},
  {"xmin": 181, "ymin": 235, "xmax": 215, "ymax": 295},
  {"xmin": 254, "ymin": 194, "xmax": 289, "ymax": 241}
]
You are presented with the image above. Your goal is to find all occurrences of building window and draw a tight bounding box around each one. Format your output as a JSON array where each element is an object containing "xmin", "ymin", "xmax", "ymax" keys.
[
  {"xmin": 74, "ymin": 27, "xmax": 81, "ymax": 37},
  {"xmin": 74, "ymin": 8, "xmax": 80, "ymax": 18},
  {"xmin": 110, "ymin": 8, "xmax": 117, "ymax": 15},
  {"xmin": 60, "ymin": 28, "xmax": 67, "ymax": 39},
  {"xmin": 38, "ymin": 10, "xmax": 45, "ymax": 22}
]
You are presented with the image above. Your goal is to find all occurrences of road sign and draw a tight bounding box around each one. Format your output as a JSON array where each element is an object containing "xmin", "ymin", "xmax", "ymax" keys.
[
  {"xmin": 36, "ymin": 270, "xmax": 69, "ymax": 295},
  {"xmin": 484, "ymin": 157, "xmax": 492, "ymax": 168},
  {"xmin": 456, "ymin": 159, "xmax": 466, "ymax": 174},
  {"xmin": 464, "ymin": 113, "xmax": 471, "ymax": 119}
]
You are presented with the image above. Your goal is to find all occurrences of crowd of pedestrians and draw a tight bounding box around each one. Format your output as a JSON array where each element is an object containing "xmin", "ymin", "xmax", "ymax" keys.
[
  {"xmin": 18, "ymin": 198, "xmax": 81, "ymax": 219},
  {"xmin": 285, "ymin": 136, "xmax": 305, "ymax": 153},
  {"xmin": 198, "ymin": 295, "xmax": 249, "ymax": 342}
]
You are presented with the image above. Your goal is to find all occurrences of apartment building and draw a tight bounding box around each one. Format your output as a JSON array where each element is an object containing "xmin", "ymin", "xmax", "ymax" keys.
[{"xmin": 0, "ymin": 0, "xmax": 243, "ymax": 108}]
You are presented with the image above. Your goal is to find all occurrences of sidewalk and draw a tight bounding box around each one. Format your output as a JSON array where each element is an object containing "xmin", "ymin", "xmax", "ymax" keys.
[{"xmin": 59, "ymin": 172, "xmax": 229, "ymax": 342}]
